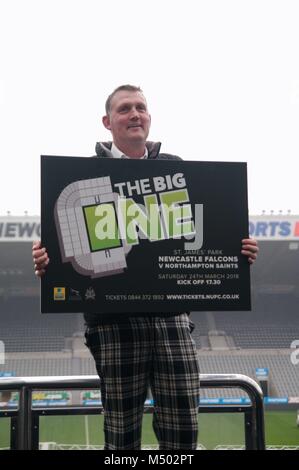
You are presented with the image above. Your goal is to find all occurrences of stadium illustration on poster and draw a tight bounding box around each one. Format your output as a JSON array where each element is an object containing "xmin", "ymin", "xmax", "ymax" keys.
[{"xmin": 54, "ymin": 176, "xmax": 130, "ymax": 278}]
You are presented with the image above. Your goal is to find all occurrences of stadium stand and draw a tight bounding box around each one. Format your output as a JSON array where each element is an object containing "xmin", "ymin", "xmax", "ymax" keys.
[
  {"xmin": 0, "ymin": 217, "xmax": 299, "ymax": 403},
  {"xmin": 0, "ymin": 298, "xmax": 84, "ymax": 352},
  {"xmin": 2, "ymin": 356, "xmax": 73, "ymax": 376},
  {"xmin": 196, "ymin": 351, "xmax": 299, "ymax": 398},
  {"xmin": 190, "ymin": 304, "xmax": 299, "ymax": 349}
]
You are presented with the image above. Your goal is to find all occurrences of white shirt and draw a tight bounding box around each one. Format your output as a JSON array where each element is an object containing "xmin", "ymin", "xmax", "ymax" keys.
[{"xmin": 111, "ymin": 143, "xmax": 148, "ymax": 159}]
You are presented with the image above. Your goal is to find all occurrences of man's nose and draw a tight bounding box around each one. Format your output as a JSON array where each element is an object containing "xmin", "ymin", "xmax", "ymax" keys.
[{"xmin": 129, "ymin": 107, "xmax": 140, "ymax": 119}]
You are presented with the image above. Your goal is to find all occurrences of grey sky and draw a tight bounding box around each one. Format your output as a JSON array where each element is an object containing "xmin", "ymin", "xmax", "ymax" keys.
[{"xmin": 0, "ymin": 0, "xmax": 298, "ymax": 215}]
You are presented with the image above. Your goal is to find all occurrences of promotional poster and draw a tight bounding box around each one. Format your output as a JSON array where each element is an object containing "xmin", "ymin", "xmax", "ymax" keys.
[{"xmin": 41, "ymin": 156, "xmax": 251, "ymax": 314}]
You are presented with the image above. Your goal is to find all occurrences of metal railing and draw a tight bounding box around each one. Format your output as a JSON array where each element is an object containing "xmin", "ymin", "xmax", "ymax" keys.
[{"xmin": 0, "ymin": 373, "xmax": 265, "ymax": 450}]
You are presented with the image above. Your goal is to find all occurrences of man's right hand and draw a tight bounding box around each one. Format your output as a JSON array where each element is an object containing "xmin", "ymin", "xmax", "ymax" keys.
[{"xmin": 32, "ymin": 240, "xmax": 49, "ymax": 277}]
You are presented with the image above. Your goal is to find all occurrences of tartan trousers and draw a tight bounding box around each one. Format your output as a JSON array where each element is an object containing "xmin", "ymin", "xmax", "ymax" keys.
[{"xmin": 84, "ymin": 313, "xmax": 200, "ymax": 450}]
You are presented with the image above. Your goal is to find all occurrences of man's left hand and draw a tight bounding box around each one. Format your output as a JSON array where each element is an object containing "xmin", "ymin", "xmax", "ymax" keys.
[{"xmin": 241, "ymin": 238, "xmax": 259, "ymax": 264}]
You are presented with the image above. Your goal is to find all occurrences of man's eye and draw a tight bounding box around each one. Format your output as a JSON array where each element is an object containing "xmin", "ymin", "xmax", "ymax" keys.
[{"xmin": 119, "ymin": 106, "xmax": 129, "ymax": 113}]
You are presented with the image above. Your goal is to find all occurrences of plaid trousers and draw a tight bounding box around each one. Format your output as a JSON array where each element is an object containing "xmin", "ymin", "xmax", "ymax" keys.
[{"xmin": 84, "ymin": 313, "xmax": 200, "ymax": 450}]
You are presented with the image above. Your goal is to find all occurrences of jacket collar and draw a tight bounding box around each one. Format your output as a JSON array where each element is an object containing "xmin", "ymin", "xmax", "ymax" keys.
[{"xmin": 95, "ymin": 141, "xmax": 161, "ymax": 159}]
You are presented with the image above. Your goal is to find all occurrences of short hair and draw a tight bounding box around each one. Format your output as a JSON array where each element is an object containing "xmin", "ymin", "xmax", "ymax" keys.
[{"xmin": 105, "ymin": 84, "xmax": 143, "ymax": 115}]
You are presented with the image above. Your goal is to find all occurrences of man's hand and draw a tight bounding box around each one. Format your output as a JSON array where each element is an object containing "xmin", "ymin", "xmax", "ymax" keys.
[
  {"xmin": 32, "ymin": 240, "xmax": 49, "ymax": 277},
  {"xmin": 241, "ymin": 238, "xmax": 259, "ymax": 264}
]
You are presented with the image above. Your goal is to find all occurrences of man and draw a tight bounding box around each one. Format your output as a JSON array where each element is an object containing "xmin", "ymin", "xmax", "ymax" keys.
[{"xmin": 33, "ymin": 84, "xmax": 259, "ymax": 450}]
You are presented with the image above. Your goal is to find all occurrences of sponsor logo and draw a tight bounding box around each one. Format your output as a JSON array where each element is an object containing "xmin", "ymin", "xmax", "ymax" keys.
[
  {"xmin": 53, "ymin": 287, "xmax": 66, "ymax": 301},
  {"xmin": 69, "ymin": 288, "xmax": 82, "ymax": 301},
  {"xmin": 249, "ymin": 217, "xmax": 299, "ymax": 240},
  {"xmin": 0, "ymin": 218, "xmax": 40, "ymax": 241},
  {"xmin": 85, "ymin": 287, "xmax": 96, "ymax": 301}
]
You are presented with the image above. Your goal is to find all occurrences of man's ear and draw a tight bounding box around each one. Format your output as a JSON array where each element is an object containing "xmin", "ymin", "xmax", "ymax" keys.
[{"xmin": 102, "ymin": 115, "xmax": 111, "ymax": 130}]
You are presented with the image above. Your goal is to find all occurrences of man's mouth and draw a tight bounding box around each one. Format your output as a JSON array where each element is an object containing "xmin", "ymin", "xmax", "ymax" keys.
[{"xmin": 128, "ymin": 124, "xmax": 142, "ymax": 129}]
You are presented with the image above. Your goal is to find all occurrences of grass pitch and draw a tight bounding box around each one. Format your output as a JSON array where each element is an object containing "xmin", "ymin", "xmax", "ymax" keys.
[{"xmin": 1, "ymin": 410, "xmax": 299, "ymax": 449}]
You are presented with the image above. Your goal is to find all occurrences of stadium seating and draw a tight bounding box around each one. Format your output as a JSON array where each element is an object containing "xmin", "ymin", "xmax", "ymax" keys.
[
  {"xmin": 3, "ymin": 352, "xmax": 297, "ymax": 398},
  {"xmin": 2, "ymin": 357, "xmax": 73, "ymax": 376},
  {"xmin": 0, "ymin": 297, "xmax": 84, "ymax": 352},
  {"xmin": 1, "ymin": 242, "xmax": 299, "ymax": 401},
  {"xmin": 190, "ymin": 298, "xmax": 299, "ymax": 349},
  {"xmin": 196, "ymin": 351, "xmax": 299, "ymax": 398}
]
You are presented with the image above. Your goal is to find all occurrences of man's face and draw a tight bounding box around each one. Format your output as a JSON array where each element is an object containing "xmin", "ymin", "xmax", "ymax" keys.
[{"xmin": 103, "ymin": 91, "xmax": 151, "ymax": 149}]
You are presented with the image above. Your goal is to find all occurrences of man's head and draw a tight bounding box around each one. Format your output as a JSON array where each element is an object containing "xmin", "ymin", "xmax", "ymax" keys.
[{"xmin": 102, "ymin": 84, "xmax": 151, "ymax": 157}]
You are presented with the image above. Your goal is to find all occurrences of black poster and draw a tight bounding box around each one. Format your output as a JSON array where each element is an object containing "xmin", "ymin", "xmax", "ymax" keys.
[{"xmin": 41, "ymin": 155, "xmax": 251, "ymax": 314}]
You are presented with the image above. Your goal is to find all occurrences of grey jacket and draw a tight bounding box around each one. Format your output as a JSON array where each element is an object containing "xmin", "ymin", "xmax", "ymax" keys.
[
  {"xmin": 84, "ymin": 141, "xmax": 182, "ymax": 326},
  {"xmin": 94, "ymin": 141, "xmax": 181, "ymax": 162}
]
